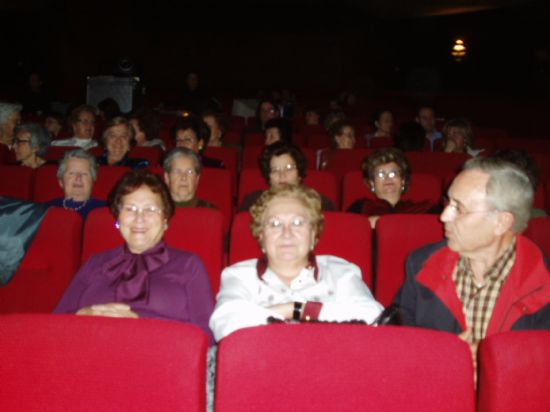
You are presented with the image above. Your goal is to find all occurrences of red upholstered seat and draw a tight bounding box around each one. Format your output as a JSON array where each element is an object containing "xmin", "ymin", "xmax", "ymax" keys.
[
  {"xmin": 0, "ymin": 208, "xmax": 82, "ymax": 313},
  {"xmin": 203, "ymin": 145, "xmax": 239, "ymax": 195},
  {"xmin": 229, "ymin": 211, "xmax": 373, "ymax": 287},
  {"xmin": 405, "ymin": 152, "xmax": 469, "ymax": 181},
  {"xmin": 322, "ymin": 148, "xmax": 373, "ymax": 181},
  {"xmin": 83, "ymin": 207, "xmax": 224, "ymax": 295},
  {"xmin": 92, "ymin": 166, "xmax": 131, "ymax": 200},
  {"xmin": 369, "ymin": 136, "xmax": 394, "ymax": 149},
  {"xmin": 44, "ymin": 145, "xmax": 79, "ymax": 162},
  {"xmin": 306, "ymin": 132, "xmax": 330, "ymax": 150},
  {"xmin": 524, "ymin": 217, "xmax": 550, "ymax": 257},
  {"xmin": 128, "ymin": 146, "xmax": 163, "ymax": 167},
  {"xmin": 238, "ymin": 168, "xmax": 339, "ymax": 209},
  {"xmin": 478, "ymin": 331, "xmax": 550, "ymax": 412},
  {"xmin": 342, "ymin": 170, "xmax": 442, "ymax": 211},
  {"xmin": 0, "ymin": 314, "xmax": 208, "ymax": 412},
  {"xmin": 215, "ymin": 324, "xmax": 475, "ymax": 412},
  {"xmin": 374, "ymin": 214, "xmax": 444, "ymax": 307},
  {"xmin": 0, "ymin": 165, "xmax": 35, "ymax": 200}
]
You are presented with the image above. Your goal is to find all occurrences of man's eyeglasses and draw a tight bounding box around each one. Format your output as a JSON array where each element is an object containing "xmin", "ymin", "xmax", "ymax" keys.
[{"xmin": 13, "ymin": 139, "xmax": 30, "ymax": 146}]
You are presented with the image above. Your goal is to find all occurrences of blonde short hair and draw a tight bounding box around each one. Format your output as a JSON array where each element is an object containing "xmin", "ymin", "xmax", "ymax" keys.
[{"xmin": 250, "ymin": 185, "xmax": 324, "ymax": 244}]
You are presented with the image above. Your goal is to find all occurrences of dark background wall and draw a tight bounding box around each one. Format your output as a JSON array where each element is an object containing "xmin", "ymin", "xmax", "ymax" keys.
[{"xmin": 2, "ymin": 0, "xmax": 550, "ymax": 105}]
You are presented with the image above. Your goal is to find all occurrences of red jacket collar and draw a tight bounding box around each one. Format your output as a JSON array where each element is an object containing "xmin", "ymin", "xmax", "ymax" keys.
[{"xmin": 417, "ymin": 235, "xmax": 550, "ymax": 334}]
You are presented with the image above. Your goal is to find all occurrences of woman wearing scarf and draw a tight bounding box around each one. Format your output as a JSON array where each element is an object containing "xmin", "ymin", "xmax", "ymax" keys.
[{"xmin": 54, "ymin": 169, "xmax": 214, "ymax": 341}]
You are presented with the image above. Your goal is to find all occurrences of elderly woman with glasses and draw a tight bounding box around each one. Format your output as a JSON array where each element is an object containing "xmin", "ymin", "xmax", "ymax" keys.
[
  {"xmin": 12, "ymin": 123, "xmax": 51, "ymax": 168},
  {"xmin": 54, "ymin": 169, "xmax": 214, "ymax": 340},
  {"xmin": 96, "ymin": 116, "xmax": 148, "ymax": 168},
  {"xmin": 347, "ymin": 147, "xmax": 438, "ymax": 228},
  {"xmin": 210, "ymin": 184, "xmax": 382, "ymax": 341},
  {"xmin": 238, "ymin": 141, "xmax": 335, "ymax": 212}
]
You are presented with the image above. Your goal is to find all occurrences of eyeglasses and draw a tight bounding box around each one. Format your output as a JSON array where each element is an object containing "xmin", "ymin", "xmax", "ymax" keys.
[
  {"xmin": 120, "ymin": 205, "xmax": 163, "ymax": 218},
  {"xmin": 66, "ymin": 171, "xmax": 91, "ymax": 178},
  {"xmin": 13, "ymin": 139, "xmax": 30, "ymax": 146},
  {"xmin": 176, "ymin": 137, "xmax": 198, "ymax": 146},
  {"xmin": 170, "ymin": 169, "xmax": 197, "ymax": 177},
  {"xmin": 443, "ymin": 198, "xmax": 494, "ymax": 218},
  {"xmin": 270, "ymin": 164, "xmax": 297, "ymax": 175},
  {"xmin": 374, "ymin": 170, "xmax": 400, "ymax": 180},
  {"xmin": 264, "ymin": 216, "xmax": 309, "ymax": 234}
]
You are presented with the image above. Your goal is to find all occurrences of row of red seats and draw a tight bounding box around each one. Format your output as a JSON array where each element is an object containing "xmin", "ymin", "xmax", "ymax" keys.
[
  {"xmin": 1, "ymin": 314, "xmax": 548, "ymax": 412},
  {"xmin": 2, "ymin": 206, "xmax": 548, "ymax": 314}
]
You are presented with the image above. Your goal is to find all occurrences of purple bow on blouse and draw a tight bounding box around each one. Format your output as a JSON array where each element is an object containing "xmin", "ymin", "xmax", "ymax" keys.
[{"xmin": 104, "ymin": 241, "xmax": 169, "ymax": 303}]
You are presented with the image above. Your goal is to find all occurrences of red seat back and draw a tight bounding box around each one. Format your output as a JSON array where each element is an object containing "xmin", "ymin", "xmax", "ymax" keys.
[
  {"xmin": 478, "ymin": 331, "xmax": 550, "ymax": 412},
  {"xmin": 524, "ymin": 217, "xmax": 550, "ymax": 257},
  {"xmin": 82, "ymin": 207, "xmax": 224, "ymax": 295},
  {"xmin": 0, "ymin": 208, "xmax": 82, "ymax": 313},
  {"xmin": 405, "ymin": 152, "xmax": 469, "ymax": 180},
  {"xmin": 196, "ymin": 168, "xmax": 233, "ymax": 234},
  {"xmin": 375, "ymin": 214, "xmax": 444, "ymax": 307},
  {"xmin": 215, "ymin": 324, "xmax": 475, "ymax": 412},
  {"xmin": 203, "ymin": 146, "xmax": 239, "ymax": 195},
  {"xmin": 342, "ymin": 171, "xmax": 442, "ymax": 210},
  {"xmin": 0, "ymin": 314, "xmax": 208, "ymax": 412},
  {"xmin": 0, "ymin": 165, "xmax": 34, "ymax": 200},
  {"xmin": 33, "ymin": 164, "xmax": 61, "ymax": 201},
  {"xmin": 322, "ymin": 148, "xmax": 373, "ymax": 181},
  {"xmin": 44, "ymin": 145, "xmax": 79, "ymax": 162},
  {"xmin": 229, "ymin": 211, "xmax": 373, "ymax": 287},
  {"xmin": 92, "ymin": 166, "xmax": 131, "ymax": 200},
  {"xmin": 128, "ymin": 146, "xmax": 163, "ymax": 167}
]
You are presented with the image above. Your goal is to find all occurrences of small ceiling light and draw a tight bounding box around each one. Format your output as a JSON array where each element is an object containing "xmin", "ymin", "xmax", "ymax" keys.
[{"xmin": 452, "ymin": 38, "xmax": 467, "ymax": 62}]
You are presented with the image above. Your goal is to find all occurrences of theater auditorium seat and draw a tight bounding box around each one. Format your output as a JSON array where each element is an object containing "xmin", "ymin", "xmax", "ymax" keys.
[
  {"xmin": 375, "ymin": 214, "xmax": 444, "ymax": 307},
  {"xmin": 82, "ymin": 207, "xmax": 224, "ymax": 295},
  {"xmin": 478, "ymin": 331, "xmax": 550, "ymax": 412},
  {"xmin": 524, "ymin": 217, "xmax": 550, "ymax": 257},
  {"xmin": 0, "ymin": 165, "xmax": 35, "ymax": 201},
  {"xmin": 229, "ymin": 211, "xmax": 373, "ymax": 287},
  {"xmin": 0, "ymin": 314, "xmax": 208, "ymax": 412},
  {"xmin": 0, "ymin": 208, "xmax": 82, "ymax": 313},
  {"xmin": 215, "ymin": 324, "xmax": 475, "ymax": 412}
]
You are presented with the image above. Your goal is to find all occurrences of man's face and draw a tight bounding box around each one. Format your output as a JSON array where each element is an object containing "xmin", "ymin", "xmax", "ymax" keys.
[
  {"xmin": 440, "ymin": 169, "xmax": 498, "ymax": 257},
  {"xmin": 164, "ymin": 155, "xmax": 200, "ymax": 202},
  {"xmin": 59, "ymin": 157, "xmax": 94, "ymax": 202},
  {"xmin": 417, "ymin": 107, "xmax": 436, "ymax": 133},
  {"xmin": 260, "ymin": 102, "xmax": 278, "ymax": 126},
  {"xmin": 175, "ymin": 129, "xmax": 202, "ymax": 153},
  {"xmin": 72, "ymin": 111, "xmax": 95, "ymax": 140}
]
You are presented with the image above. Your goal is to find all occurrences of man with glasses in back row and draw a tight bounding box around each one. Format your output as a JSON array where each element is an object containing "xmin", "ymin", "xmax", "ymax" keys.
[
  {"xmin": 51, "ymin": 104, "xmax": 98, "ymax": 150},
  {"xmin": 395, "ymin": 157, "xmax": 550, "ymax": 367}
]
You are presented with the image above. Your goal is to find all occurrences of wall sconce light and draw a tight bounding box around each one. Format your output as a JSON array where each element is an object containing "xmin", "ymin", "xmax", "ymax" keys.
[{"xmin": 452, "ymin": 39, "xmax": 467, "ymax": 61}]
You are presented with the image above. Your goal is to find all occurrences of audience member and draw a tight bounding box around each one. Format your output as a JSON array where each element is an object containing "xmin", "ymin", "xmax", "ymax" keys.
[
  {"xmin": 202, "ymin": 110, "xmax": 228, "ymax": 148},
  {"xmin": 239, "ymin": 141, "xmax": 335, "ymax": 212},
  {"xmin": 97, "ymin": 98, "xmax": 121, "ymax": 123},
  {"xmin": 0, "ymin": 101, "xmax": 22, "ymax": 147},
  {"xmin": 51, "ymin": 104, "xmax": 98, "ymax": 149},
  {"xmin": 128, "ymin": 110, "xmax": 164, "ymax": 149},
  {"xmin": 46, "ymin": 149, "xmax": 106, "ymax": 219},
  {"xmin": 252, "ymin": 99, "xmax": 280, "ymax": 132},
  {"xmin": 319, "ymin": 119, "xmax": 356, "ymax": 170},
  {"xmin": 44, "ymin": 112, "xmax": 64, "ymax": 139},
  {"xmin": 96, "ymin": 116, "xmax": 148, "ymax": 168},
  {"xmin": 210, "ymin": 184, "xmax": 382, "ymax": 341},
  {"xmin": 54, "ymin": 169, "xmax": 215, "ymax": 341},
  {"xmin": 263, "ymin": 118, "xmax": 292, "ymax": 146},
  {"xmin": 172, "ymin": 115, "xmax": 223, "ymax": 168},
  {"xmin": 366, "ymin": 108, "xmax": 394, "ymax": 145},
  {"xmin": 163, "ymin": 148, "xmax": 216, "ymax": 208},
  {"xmin": 12, "ymin": 123, "xmax": 51, "ymax": 168},
  {"xmin": 21, "ymin": 72, "xmax": 51, "ymax": 115},
  {"xmin": 347, "ymin": 148, "xmax": 438, "ymax": 228},
  {"xmin": 416, "ymin": 105, "xmax": 442, "ymax": 150},
  {"xmin": 442, "ymin": 117, "xmax": 483, "ymax": 156},
  {"xmin": 395, "ymin": 157, "xmax": 550, "ymax": 370}
]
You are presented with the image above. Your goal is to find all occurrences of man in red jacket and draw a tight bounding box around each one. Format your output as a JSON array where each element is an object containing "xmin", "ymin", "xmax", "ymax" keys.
[{"xmin": 396, "ymin": 157, "xmax": 550, "ymax": 366}]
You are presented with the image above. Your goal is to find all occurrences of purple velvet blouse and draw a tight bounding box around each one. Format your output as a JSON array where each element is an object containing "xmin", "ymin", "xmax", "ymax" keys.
[{"xmin": 54, "ymin": 241, "xmax": 214, "ymax": 342}]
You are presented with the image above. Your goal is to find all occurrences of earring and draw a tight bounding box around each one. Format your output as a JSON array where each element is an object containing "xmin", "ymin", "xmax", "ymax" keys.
[
  {"xmin": 115, "ymin": 221, "xmax": 120, "ymax": 230},
  {"xmin": 401, "ymin": 185, "xmax": 405, "ymax": 193},
  {"xmin": 164, "ymin": 222, "xmax": 168, "ymax": 230},
  {"xmin": 370, "ymin": 186, "xmax": 375, "ymax": 193}
]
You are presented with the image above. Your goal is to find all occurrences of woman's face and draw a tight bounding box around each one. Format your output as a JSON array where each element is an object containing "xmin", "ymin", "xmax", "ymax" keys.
[
  {"xmin": 175, "ymin": 128, "xmax": 202, "ymax": 153},
  {"xmin": 370, "ymin": 161, "xmax": 404, "ymax": 201},
  {"xmin": 118, "ymin": 185, "xmax": 167, "ymax": 254},
  {"xmin": 446, "ymin": 127, "xmax": 466, "ymax": 152},
  {"xmin": 129, "ymin": 118, "xmax": 146, "ymax": 145},
  {"xmin": 106, "ymin": 124, "xmax": 131, "ymax": 163},
  {"xmin": 375, "ymin": 111, "xmax": 394, "ymax": 136},
  {"xmin": 13, "ymin": 130, "xmax": 36, "ymax": 163},
  {"xmin": 335, "ymin": 126, "xmax": 356, "ymax": 149},
  {"xmin": 260, "ymin": 196, "xmax": 316, "ymax": 268},
  {"xmin": 269, "ymin": 154, "xmax": 300, "ymax": 188}
]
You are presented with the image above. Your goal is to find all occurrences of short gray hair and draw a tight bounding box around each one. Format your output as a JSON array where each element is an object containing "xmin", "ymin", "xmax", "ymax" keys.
[
  {"xmin": 0, "ymin": 102, "xmax": 22, "ymax": 124},
  {"xmin": 163, "ymin": 147, "xmax": 202, "ymax": 174},
  {"xmin": 14, "ymin": 123, "xmax": 51, "ymax": 158},
  {"xmin": 463, "ymin": 157, "xmax": 533, "ymax": 233},
  {"xmin": 57, "ymin": 149, "xmax": 98, "ymax": 181}
]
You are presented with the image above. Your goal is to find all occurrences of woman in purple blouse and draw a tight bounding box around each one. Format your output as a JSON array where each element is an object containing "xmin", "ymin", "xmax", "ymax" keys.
[{"xmin": 54, "ymin": 169, "xmax": 214, "ymax": 341}]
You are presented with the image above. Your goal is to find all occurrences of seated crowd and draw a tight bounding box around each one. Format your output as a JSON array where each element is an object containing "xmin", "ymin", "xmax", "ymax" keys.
[{"xmin": 0, "ymin": 93, "xmax": 549, "ymax": 406}]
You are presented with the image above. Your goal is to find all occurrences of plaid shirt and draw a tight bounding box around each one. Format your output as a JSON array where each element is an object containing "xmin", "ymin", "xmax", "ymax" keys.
[{"xmin": 453, "ymin": 239, "xmax": 516, "ymax": 342}]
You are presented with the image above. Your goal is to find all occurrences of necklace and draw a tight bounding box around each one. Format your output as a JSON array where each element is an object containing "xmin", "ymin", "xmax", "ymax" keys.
[{"xmin": 63, "ymin": 198, "xmax": 88, "ymax": 212}]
